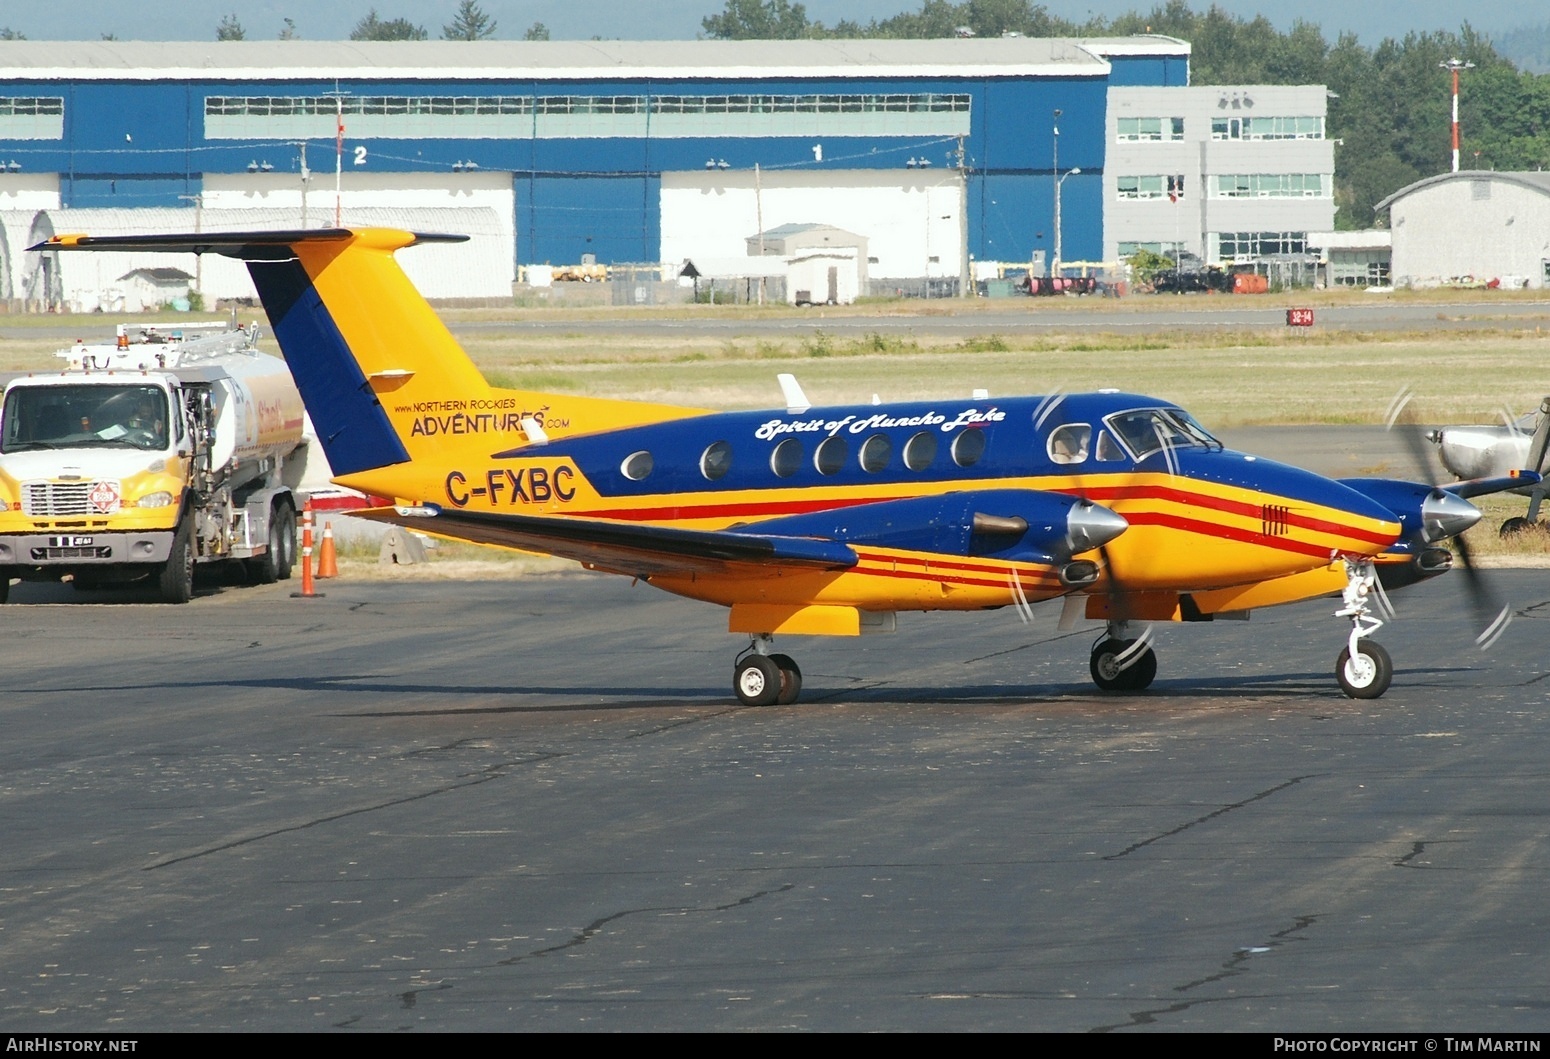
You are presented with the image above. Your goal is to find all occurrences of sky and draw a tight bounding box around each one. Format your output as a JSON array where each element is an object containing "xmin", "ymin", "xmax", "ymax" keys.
[{"xmin": 0, "ymin": 1, "xmax": 1542, "ymax": 45}]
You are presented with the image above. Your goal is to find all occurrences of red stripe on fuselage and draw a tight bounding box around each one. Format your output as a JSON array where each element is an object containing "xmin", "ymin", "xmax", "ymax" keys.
[
  {"xmin": 1122, "ymin": 511, "xmax": 1339, "ymax": 560},
  {"xmin": 1061, "ymin": 484, "xmax": 1394, "ymax": 547},
  {"xmin": 570, "ymin": 480, "xmax": 1390, "ymax": 555}
]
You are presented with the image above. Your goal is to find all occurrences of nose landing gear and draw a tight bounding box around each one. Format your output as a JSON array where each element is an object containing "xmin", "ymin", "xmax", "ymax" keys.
[{"xmin": 1334, "ymin": 558, "xmax": 1393, "ymax": 699}]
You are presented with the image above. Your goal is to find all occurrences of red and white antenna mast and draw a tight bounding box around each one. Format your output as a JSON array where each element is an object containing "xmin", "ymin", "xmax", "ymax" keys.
[
  {"xmin": 1440, "ymin": 58, "xmax": 1475, "ymax": 173},
  {"xmin": 322, "ymin": 87, "xmax": 351, "ymax": 227}
]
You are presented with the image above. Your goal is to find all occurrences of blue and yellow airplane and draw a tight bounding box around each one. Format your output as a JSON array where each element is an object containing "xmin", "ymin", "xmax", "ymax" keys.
[{"xmin": 37, "ymin": 228, "xmax": 1536, "ymax": 704}]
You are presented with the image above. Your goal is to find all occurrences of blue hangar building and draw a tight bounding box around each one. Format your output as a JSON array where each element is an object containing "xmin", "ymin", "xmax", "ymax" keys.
[{"xmin": 0, "ymin": 37, "xmax": 1190, "ymax": 290}]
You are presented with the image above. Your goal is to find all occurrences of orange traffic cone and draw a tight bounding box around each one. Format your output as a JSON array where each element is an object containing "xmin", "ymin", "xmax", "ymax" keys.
[
  {"xmin": 316, "ymin": 521, "xmax": 339, "ymax": 579},
  {"xmin": 290, "ymin": 500, "xmax": 325, "ymax": 599}
]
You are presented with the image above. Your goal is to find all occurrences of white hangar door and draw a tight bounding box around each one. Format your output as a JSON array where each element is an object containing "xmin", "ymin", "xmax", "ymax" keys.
[{"xmin": 660, "ymin": 169, "xmax": 965, "ymax": 285}]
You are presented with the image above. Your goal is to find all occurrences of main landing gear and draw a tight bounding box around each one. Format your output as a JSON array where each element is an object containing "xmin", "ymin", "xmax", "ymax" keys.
[
  {"xmin": 734, "ymin": 635, "xmax": 802, "ymax": 706},
  {"xmin": 1334, "ymin": 558, "xmax": 1393, "ymax": 699},
  {"xmin": 1089, "ymin": 623, "xmax": 1157, "ymax": 693}
]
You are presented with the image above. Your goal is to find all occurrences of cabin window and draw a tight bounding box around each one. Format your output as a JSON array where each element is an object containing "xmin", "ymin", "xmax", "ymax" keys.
[
  {"xmin": 1095, "ymin": 430, "xmax": 1126, "ymax": 462},
  {"xmin": 771, "ymin": 438, "xmax": 803, "ymax": 478},
  {"xmin": 951, "ymin": 429, "xmax": 986, "ymax": 467},
  {"xmin": 621, "ymin": 450, "xmax": 654, "ymax": 480},
  {"xmin": 903, "ymin": 430, "xmax": 937, "ymax": 471},
  {"xmin": 815, "ymin": 435, "xmax": 848, "ymax": 475},
  {"xmin": 859, "ymin": 433, "xmax": 892, "ymax": 472},
  {"xmin": 700, "ymin": 440, "xmax": 732, "ymax": 481},
  {"xmin": 1048, "ymin": 424, "xmax": 1091, "ymax": 464}
]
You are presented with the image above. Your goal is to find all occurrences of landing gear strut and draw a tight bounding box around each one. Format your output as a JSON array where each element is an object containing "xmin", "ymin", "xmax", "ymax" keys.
[
  {"xmin": 734, "ymin": 635, "xmax": 802, "ymax": 706},
  {"xmin": 1334, "ymin": 558, "xmax": 1393, "ymax": 699},
  {"xmin": 1089, "ymin": 623, "xmax": 1157, "ymax": 693}
]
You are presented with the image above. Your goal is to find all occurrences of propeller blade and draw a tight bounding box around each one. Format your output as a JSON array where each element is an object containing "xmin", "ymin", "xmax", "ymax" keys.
[
  {"xmin": 1032, "ymin": 389, "xmax": 1067, "ymax": 432},
  {"xmin": 1385, "ymin": 386, "xmax": 1444, "ymax": 487},
  {"xmin": 1452, "ymin": 532, "xmax": 1513, "ymax": 650},
  {"xmin": 1007, "ymin": 567, "xmax": 1034, "ymax": 624},
  {"xmin": 1386, "ymin": 386, "xmax": 1512, "ymax": 649}
]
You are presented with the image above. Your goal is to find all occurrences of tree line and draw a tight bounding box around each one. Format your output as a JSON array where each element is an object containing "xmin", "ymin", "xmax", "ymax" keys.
[
  {"xmin": 701, "ymin": 0, "xmax": 1550, "ymax": 230},
  {"xmin": 211, "ymin": 2, "xmax": 547, "ymax": 44},
  {"xmin": 6, "ymin": 0, "xmax": 1545, "ymax": 229}
]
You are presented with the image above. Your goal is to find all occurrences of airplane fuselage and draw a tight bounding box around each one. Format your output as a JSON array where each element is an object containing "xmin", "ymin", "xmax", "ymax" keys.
[{"xmin": 353, "ymin": 390, "xmax": 1404, "ymax": 618}]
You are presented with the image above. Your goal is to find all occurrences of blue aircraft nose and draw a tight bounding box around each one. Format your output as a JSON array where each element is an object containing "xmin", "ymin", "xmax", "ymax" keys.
[{"xmin": 1205, "ymin": 452, "xmax": 1404, "ymax": 547}]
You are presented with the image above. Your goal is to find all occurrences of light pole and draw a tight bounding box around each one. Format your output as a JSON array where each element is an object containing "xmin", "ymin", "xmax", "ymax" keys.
[
  {"xmin": 1047, "ymin": 109, "xmax": 1060, "ymax": 277},
  {"xmin": 176, "ymin": 192, "xmax": 203, "ymax": 296},
  {"xmin": 1053, "ymin": 167, "xmax": 1081, "ymax": 276}
]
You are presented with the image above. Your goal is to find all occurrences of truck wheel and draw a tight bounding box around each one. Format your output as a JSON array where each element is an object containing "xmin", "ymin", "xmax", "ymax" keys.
[
  {"xmin": 248, "ymin": 501, "xmax": 296, "ymax": 584},
  {"xmin": 158, "ymin": 517, "xmax": 195, "ymax": 604},
  {"xmin": 274, "ymin": 503, "xmax": 296, "ymax": 581}
]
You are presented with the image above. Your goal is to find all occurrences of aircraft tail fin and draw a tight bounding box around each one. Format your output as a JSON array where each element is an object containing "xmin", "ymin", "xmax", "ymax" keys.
[{"xmin": 38, "ymin": 228, "xmax": 705, "ymax": 493}]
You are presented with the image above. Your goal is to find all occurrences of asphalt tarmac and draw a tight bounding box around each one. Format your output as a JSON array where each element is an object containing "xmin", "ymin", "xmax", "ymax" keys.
[{"xmin": 3, "ymin": 564, "xmax": 1549, "ymax": 1032}]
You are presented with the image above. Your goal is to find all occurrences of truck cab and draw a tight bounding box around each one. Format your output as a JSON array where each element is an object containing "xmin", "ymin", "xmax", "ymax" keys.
[{"xmin": 0, "ymin": 323, "xmax": 304, "ymax": 602}]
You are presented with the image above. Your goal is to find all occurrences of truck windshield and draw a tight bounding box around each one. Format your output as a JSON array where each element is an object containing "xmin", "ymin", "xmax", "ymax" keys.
[{"xmin": 2, "ymin": 384, "xmax": 171, "ymax": 453}]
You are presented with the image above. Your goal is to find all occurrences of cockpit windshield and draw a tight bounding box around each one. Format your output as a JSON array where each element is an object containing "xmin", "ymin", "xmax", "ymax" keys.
[
  {"xmin": 2, "ymin": 384, "xmax": 171, "ymax": 454},
  {"xmin": 1102, "ymin": 408, "xmax": 1221, "ymax": 462}
]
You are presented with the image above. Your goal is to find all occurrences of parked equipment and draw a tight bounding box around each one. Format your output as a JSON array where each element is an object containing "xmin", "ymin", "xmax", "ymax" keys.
[{"xmin": 0, "ymin": 322, "xmax": 310, "ymax": 602}]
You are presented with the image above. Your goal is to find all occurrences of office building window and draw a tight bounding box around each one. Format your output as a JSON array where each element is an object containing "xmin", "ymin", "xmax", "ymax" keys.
[
  {"xmin": 1215, "ymin": 231, "xmax": 1308, "ymax": 258},
  {"xmin": 1213, "ymin": 174, "xmax": 1327, "ymax": 198},
  {"xmin": 1211, "ymin": 115, "xmax": 1323, "ymax": 140},
  {"xmin": 1117, "ymin": 175, "xmax": 1186, "ymax": 201},
  {"xmin": 1117, "ymin": 116, "xmax": 1184, "ymax": 142}
]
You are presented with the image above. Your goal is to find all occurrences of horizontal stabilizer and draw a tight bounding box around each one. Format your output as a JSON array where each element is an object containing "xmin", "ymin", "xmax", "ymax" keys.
[{"xmin": 33, "ymin": 230, "xmax": 467, "ymax": 258}]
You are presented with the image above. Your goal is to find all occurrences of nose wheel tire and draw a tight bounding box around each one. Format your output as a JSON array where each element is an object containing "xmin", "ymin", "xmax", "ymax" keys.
[
  {"xmin": 1090, "ymin": 638, "xmax": 1157, "ymax": 692},
  {"xmin": 1336, "ymin": 641, "xmax": 1392, "ymax": 699}
]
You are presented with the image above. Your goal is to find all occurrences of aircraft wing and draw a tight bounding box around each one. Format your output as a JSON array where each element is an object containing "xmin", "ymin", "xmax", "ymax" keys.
[
  {"xmin": 353, "ymin": 507, "xmax": 858, "ymax": 579},
  {"xmin": 1439, "ymin": 471, "xmax": 1542, "ymax": 500}
]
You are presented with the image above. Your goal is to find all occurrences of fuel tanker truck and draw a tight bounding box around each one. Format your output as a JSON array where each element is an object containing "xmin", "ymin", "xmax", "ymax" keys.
[{"xmin": 0, "ymin": 322, "xmax": 311, "ymax": 602}]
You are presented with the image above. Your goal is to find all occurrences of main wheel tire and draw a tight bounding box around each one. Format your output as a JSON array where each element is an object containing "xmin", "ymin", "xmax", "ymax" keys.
[
  {"xmin": 1090, "ymin": 638, "xmax": 1157, "ymax": 693},
  {"xmin": 158, "ymin": 516, "xmax": 195, "ymax": 604},
  {"xmin": 1336, "ymin": 641, "xmax": 1393, "ymax": 699},
  {"xmin": 734, "ymin": 655, "xmax": 782, "ymax": 707},
  {"xmin": 1500, "ymin": 517, "xmax": 1535, "ymax": 538},
  {"xmin": 769, "ymin": 653, "xmax": 803, "ymax": 706},
  {"xmin": 249, "ymin": 501, "xmax": 297, "ymax": 584}
]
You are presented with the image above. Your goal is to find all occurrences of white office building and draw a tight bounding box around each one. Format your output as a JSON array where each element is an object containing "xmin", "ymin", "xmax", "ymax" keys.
[{"xmin": 1105, "ymin": 84, "xmax": 1335, "ymax": 266}]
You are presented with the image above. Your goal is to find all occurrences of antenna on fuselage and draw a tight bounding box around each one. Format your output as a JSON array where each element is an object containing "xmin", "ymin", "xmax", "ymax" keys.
[{"xmin": 778, "ymin": 373, "xmax": 811, "ymax": 415}]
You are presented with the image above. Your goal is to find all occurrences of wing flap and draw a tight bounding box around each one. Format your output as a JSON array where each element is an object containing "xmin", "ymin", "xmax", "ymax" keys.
[{"xmin": 354, "ymin": 507, "xmax": 857, "ymax": 578}]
